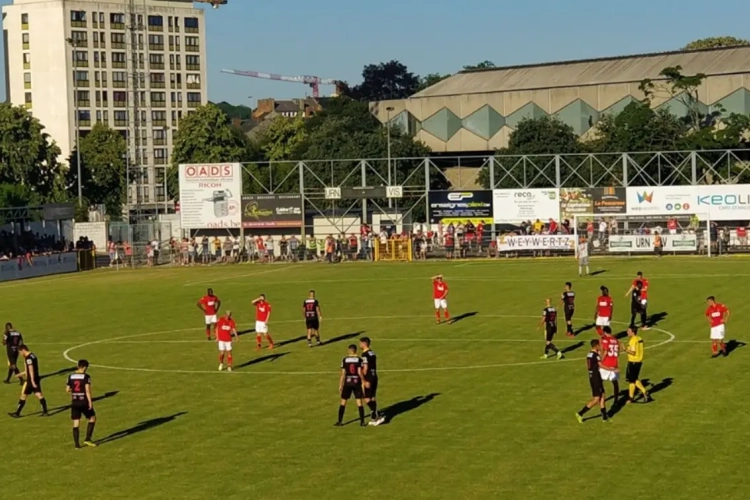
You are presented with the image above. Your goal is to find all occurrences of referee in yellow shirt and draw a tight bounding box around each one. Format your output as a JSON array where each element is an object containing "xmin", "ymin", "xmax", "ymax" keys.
[{"xmin": 625, "ymin": 327, "xmax": 653, "ymax": 404}]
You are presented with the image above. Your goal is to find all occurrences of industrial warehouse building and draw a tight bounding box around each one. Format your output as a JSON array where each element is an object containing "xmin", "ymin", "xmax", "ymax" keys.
[{"xmin": 370, "ymin": 46, "xmax": 750, "ymax": 154}]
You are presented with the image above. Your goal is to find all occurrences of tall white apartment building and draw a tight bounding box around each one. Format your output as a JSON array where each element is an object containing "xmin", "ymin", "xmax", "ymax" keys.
[{"xmin": 2, "ymin": 0, "xmax": 208, "ymax": 212}]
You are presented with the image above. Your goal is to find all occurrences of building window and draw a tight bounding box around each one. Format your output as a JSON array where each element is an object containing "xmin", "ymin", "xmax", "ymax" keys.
[
  {"xmin": 114, "ymin": 111, "xmax": 127, "ymax": 126},
  {"xmin": 152, "ymin": 111, "xmax": 167, "ymax": 126},
  {"xmin": 151, "ymin": 92, "xmax": 166, "ymax": 106},
  {"xmin": 149, "ymin": 34, "xmax": 164, "ymax": 50},
  {"xmin": 24, "ymin": 92, "xmax": 32, "ymax": 108},
  {"xmin": 150, "ymin": 73, "xmax": 166, "ymax": 88},
  {"xmin": 148, "ymin": 15, "xmax": 163, "ymax": 31},
  {"xmin": 71, "ymin": 10, "xmax": 87, "ymax": 27},
  {"xmin": 155, "ymin": 185, "xmax": 166, "ymax": 202},
  {"xmin": 74, "ymin": 71, "xmax": 89, "ymax": 86},
  {"xmin": 186, "ymin": 55, "xmax": 199, "ymax": 71},
  {"xmin": 77, "ymin": 110, "xmax": 91, "ymax": 127},
  {"xmin": 149, "ymin": 53, "xmax": 165, "ymax": 69},
  {"xmin": 112, "ymin": 52, "xmax": 127, "ymax": 68},
  {"xmin": 187, "ymin": 92, "xmax": 201, "ymax": 108},
  {"xmin": 23, "ymin": 53, "xmax": 31, "ymax": 69},
  {"xmin": 23, "ymin": 72, "xmax": 31, "ymax": 89},
  {"xmin": 113, "ymin": 91, "xmax": 127, "ymax": 108},
  {"xmin": 71, "ymin": 31, "xmax": 88, "ymax": 48},
  {"xmin": 21, "ymin": 13, "xmax": 29, "ymax": 29},
  {"xmin": 185, "ymin": 36, "xmax": 199, "ymax": 52},
  {"xmin": 113, "ymin": 71, "xmax": 127, "ymax": 88},
  {"xmin": 76, "ymin": 90, "xmax": 90, "ymax": 107},
  {"xmin": 111, "ymin": 32, "xmax": 125, "ymax": 49},
  {"xmin": 22, "ymin": 33, "xmax": 29, "ymax": 49},
  {"xmin": 110, "ymin": 12, "xmax": 125, "ymax": 30},
  {"xmin": 74, "ymin": 50, "xmax": 88, "ymax": 67},
  {"xmin": 185, "ymin": 17, "xmax": 199, "ymax": 32},
  {"xmin": 155, "ymin": 167, "xmax": 166, "ymax": 184},
  {"xmin": 96, "ymin": 110, "xmax": 102, "ymax": 122},
  {"xmin": 186, "ymin": 73, "xmax": 201, "ymax": 89}
]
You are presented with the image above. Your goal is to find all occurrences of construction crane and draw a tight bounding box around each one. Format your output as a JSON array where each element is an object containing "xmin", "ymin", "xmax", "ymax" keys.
[
  {"xmin": 221, "ymin": 69, "xmax": 340, "ymax": 98},
  {"xmin": 194, "ymin": 0, "xmax": 228, "ymax": 8}
]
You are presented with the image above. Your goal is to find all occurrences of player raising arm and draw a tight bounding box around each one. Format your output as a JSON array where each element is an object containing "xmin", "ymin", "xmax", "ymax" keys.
[
  {"xmin": 216, "ymin": 311, "xmax": 238, "ymax": 372},
  {"xmin": 432, "ymin": 275, "xmax": 450, "ymax": 324},
  {"xmin": 705, "ymin": 296, "xmax": 730, "ymax": 358},
  {"xmin": 252, "ymin": 294, "xmax": 274, "ymax": 350},
  {"xmin": 625, "ymin": 271, "xmax": 650, "ymax": 330},
  {"xmin": 197, "ymin": 288, "xmax": 221, "ymax": 341},
  {"xmin": 593, "ymin": 286, "xmax": 613, "ymax": 337}
]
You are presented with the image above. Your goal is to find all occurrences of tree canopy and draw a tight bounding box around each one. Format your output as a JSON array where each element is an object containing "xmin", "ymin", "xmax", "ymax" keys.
[{"xmin": 682, "ymin": 37, "xmax": 750, "ymax": 50}]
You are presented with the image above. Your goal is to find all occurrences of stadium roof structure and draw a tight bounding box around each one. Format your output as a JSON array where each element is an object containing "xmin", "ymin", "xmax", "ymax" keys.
[{"xmin": 411, "ymin": 46, "xmax": 750, "ymax": 98}]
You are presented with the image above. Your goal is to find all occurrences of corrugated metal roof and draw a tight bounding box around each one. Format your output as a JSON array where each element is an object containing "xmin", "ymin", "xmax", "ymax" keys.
[{"xmin": 412, "ymin": 46, "xmax": 750, "ymax": 98}]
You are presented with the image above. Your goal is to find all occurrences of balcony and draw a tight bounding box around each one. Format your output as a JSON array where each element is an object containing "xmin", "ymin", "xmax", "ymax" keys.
[
  {"xmin": 113, "ymin": 101, "xmax": 127, "ymax": 108},
  {"xmin": 186, "ymin": 83, "xmax": 201, "ymax": 90},
  {"xmin": 152, "ymin": 119, "xmax": 167, "ymax": 126},
  {"xmin": 112, "ymin": 42, "xmax": 125, "ymax": 49},
  {"xmin": 186, "ymin": 45, "xmax": 199, "ymax": 53},
  {"xmin": 93, "ymin": 40, "xmax": 99, "ymax": 48},
  {"xmin": 150, "ymin": 63, "xmax": 165, "ymax": 70},
  {"xmin": 186, "ymin": 64, "xmax": 200, "ymax": 71},
  {"xmin": 148, "ymin": 25, "xmax": 163, "ymax": 32},
  {"xmin": 151, "ymin": 82, "xmax": 165, "ymax": 89},
  {"xmin": 22, "ymin": 42, "xmax": 29, "ymax": 50},
  {"xmin": 24, "ymin": 102, "xmax": 32, "ymax": 109},
  {"xmin": 77, "ymin": 100, "xmax": 90, "ymax": 107},
  {"xmin": 149, "ymin": 44, "xmax": 164, "ymax": 51},
  {"xmin": 21, "ymin": 23, "xmax": 29, "ymax": 30},
  {"xmin": 187, "ymin": 101, "xmax": 200, "ymax": 108},
  {"xmin": 151, "ymin": 101, "xmax": 166, "ymax": 108},
  {"xmin": 169, "ymin": 44, "xmax": 175, "ymax": 51},
  {"xmin": 113, "ymin": 81, "xmax": 127, "ymax": 88},
  {"xmin": 101, "ymin": 61, "xmax": 107, "ymax": 69},
  {"xmin": 154, "ymin": 157, "xmax": 167, "ymax": 165},
  {"xmin": 170, "ymin": 63, "xmax": 181, "ymax": 71},
  {"xmin": 112, "ymin": 61, "xmax": 126, "ymax": 69},
  {"xmin": 114, "ymin": 119, "xmax": 127, "ymax": 127},
  {"xmin": 185, "ymin": 26, "xmax": 198, "ymax": 34},
  {"xmin": 153, "ymin": 138, "xmax": 166, "ymax": 146},
  {"xmin": 73, "ymin": 60, "xmax": 88, "ymax": 68},
  {"xmin": 71, "ymin": 20, "xmax": 87, "ymax": 28},
  {"xmin": 72, "ymin": 40, "xmax": 87, "ymax": 48},
  {"xmin": 111, "ymin": 22, "xmax": 125, "ymax": 30},
  {"xmin": 75, "ymin": 80, "xmax": 90, "ymax": 88},
  {"xmin": 23, "ymin": 62, "xmax": 30, "ymax": 70},
  {"xmin": 24, "ymin": 82, "xmax": 31, "ymax": 90},
  {"xmin": 170, "ymin": 82, "xmax": 182, "ymax": 89},
  {"xmin": 78, "ymin": 119, "xmax": 91, "ymax": 127}
]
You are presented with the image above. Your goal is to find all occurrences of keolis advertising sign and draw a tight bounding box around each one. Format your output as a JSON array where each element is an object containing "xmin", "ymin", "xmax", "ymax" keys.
[
  {"xmin": 608, "ymin": 234, "xmax": 697, "ymax": 252},
  {"xmin": 428, "ymin": 191, "xmax": 493, "ymax": 225},
  {"xmin": 627, "ymin": 185, "xmax": 750, "ymax": 221},
  {"xmin": 179, "ymin": 163, "xmax": 243, "ymax": 229},
  {"xmin": 241, "ymin": 194, "xmax": 303, "ymax": 228},
  {"xmin": 695, "ymin": 184, "xmax": 750, "ymax": 220}
]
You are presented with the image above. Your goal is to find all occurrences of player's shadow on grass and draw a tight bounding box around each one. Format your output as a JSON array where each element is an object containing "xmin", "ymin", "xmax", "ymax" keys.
[
  {"xmin": 96, "ymin": 411, "xmax": 187, "ymax": 445},
  {"xmin": 40, "ymin": 367, "xmax": 76, "ymax": 380},
  {"xmin": 321, "ymin": 331, "xmax": 365, "ymax": 347},
  {"xmin": 380, "ymin": 393, "xmax": 440, "ymax": 424},
  {"xmin": 236, "ymin": 352, "xmax": 288, "ymax": 369},
  {"xmin": 590, "ymin": 270, "xmax": 607, "ymax": 276},
  {"xmin": 643, "ymin": 377, "xmax": 674, "ymax": 396},
  {"xmin": 449, "ymin": 312, "xmax": 478, "ymax": 324},
  {"xmin": 43, "ymin": 390, "xmax": 120, "ymax": 417},
  {"xmin": 725, "ymin": 340, "xmax": 746, "ymax": 356},
  {"xmin": 236, "ymin": 328, "xmax": 255, "ymax": 337},
  {"xmin": 275, "ymin": 335, "xmax": 307, "ymax": 348},
  {"xmin": 561, "ymin": 341, "xmax": 585, "ymax": 354},
  {"xmin": 646, "ymin": 312, "xmax": 668, "ymax": 327},
  {"xmin": 574, "ymin": 324, "xmax": 595, "ymax": 336}
]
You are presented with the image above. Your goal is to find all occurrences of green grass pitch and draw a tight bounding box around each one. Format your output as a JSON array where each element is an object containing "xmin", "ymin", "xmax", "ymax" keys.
[{"xmin": 1, "ymin": 257, "xmax": 748, "ymax": 499}]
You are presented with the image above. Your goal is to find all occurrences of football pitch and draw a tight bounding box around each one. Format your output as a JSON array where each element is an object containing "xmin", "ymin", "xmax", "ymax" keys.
[{"xmin": 1, "ymin": 257, "xmax": 748, "ymax": 499}]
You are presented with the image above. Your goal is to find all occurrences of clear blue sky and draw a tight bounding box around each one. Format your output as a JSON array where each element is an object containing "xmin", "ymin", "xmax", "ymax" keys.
[{"xmin": 1, "ymin": 0, "xmax": 749, "ymax": 107}]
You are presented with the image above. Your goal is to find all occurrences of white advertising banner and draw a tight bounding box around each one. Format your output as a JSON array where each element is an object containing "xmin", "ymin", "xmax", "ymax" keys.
[
  {"xmin": 497, "ymin": 235, "xmax": 576, "ymax": 252},
  {"xmin": 0, "ymin": 253, "xmax": 78, "ymax": 282},
  {"xmin": 179, "ymin": 163, "xmax": 243, "ymax": 229},
  {"xmin": 608, "ymin": 234, "xmax": 697, "ymax": 252},
  {"xmin": 627, "ymin": 185, "xmax": 750, "ymax": 221},
  {"xmin": 626, "ymin": 186, "xmax": 696, "ymax": 215},
  {"xmin": 493, "ymin": 189, "xmax": 560, "ymax": 223}
]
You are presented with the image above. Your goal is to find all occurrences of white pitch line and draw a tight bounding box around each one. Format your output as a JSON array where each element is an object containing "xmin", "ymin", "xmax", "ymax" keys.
[
  {"xmin": 182, "ymin": 265, "xmax": 301, "ymax": 286},
  {"xmin": 61, "ymin": 315, "xmax": 677, "ymax": 374}
]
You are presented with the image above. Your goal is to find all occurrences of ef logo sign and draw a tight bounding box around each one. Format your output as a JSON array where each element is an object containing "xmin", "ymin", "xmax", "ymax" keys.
[{"xmin": 447, "ymin": 192, "xmax": 474, "ymax": 201}]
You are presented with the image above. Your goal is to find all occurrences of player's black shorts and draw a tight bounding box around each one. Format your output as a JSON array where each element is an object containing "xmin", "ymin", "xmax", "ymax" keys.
[
  {"xmin": 631, "ymin": 303, "xmax": 644, "ymax": 315},
  {"xmin": 305, "ymin": 317, "xmax": 319, "ymax": 330},
  {"xmin": 364, "ymin": 377, "xmax": 378, "ymax": 399},
  {"xmin": 23, "ymin": 380, "xmax": 42, "ymax": 395},
  {"xmin": 6, "ymin": 350, "xmax": 18, "ymax": 366},
  {"xmin": 341, "ymin": 384, "xmax": 364, "ymax": 400},
  {"xmin": 545, "ymin": 325, "xmax": 557, "ymax": 342},
  {"xmin": 564, "ymin": 307, "xmax": 575, "ymax": 322},
  {"xmin": 626, "ymin": 362, "xmax": 642, "ymax": 383},
  {"xmin": 71, "ymin": 402, "xmax": 96, "ymax": 421},
  {"xmin": 589, "ymin": 378, "xmax": 605, "ymax": 398}
]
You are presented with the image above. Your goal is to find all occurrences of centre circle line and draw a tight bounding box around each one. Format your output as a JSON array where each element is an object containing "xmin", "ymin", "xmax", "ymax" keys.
[{"xmin": 61, "ymin": 315, "xmax": 676, "ymax": 375}]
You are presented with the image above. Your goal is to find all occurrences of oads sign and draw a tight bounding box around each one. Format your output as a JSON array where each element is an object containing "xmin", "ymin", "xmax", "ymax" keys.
[{"xmin": 608, "ymin": 234, "xmax": 697, "ymax": 252}]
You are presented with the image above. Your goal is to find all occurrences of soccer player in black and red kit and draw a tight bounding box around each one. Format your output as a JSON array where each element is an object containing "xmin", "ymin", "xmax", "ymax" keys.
[{"xmin": 560, "ymin": 282, "xmax": 576, "ymax": 337}]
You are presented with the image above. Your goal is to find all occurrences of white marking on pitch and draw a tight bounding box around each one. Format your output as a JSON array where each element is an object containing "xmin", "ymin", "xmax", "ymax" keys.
[{"xmin": 61, "ymin": 315, "xmax": 677, "ymax": 375}]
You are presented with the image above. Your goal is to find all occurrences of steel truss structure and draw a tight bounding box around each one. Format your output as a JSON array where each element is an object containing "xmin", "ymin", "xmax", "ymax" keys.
[{"xmin": 236, "ymin": 150, "xmax": 750, "ymax": 230}]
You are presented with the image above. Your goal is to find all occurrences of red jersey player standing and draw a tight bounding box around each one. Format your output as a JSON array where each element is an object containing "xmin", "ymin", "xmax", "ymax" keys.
[
  {"xmin": 599, "ymin": 326, "xmax": 622, "ymax": 406},
  {"xmin": 197, "ymin": 288, "xmax": 221, "ymax": 340},
  {"xmin": 251, "ymin": 294, "xmax": 274, "ymax": 350},
  {"xmin": 625, "ymin": 271, "xmax": 650, "ymax": 330},
  {"xmin": 216, "ymin": 311, "xmax": 238, "ymax": 371},
  {"xmin": 705, "ymin": 296, "xmax": 730, "ymax": 358},
  {"xmin": 593, "ymin": 286, "xmax": 613, "ymax": 337},
  {"xmin": 432, "ymin": 275, "xmax": 450, "ymax": 324}
]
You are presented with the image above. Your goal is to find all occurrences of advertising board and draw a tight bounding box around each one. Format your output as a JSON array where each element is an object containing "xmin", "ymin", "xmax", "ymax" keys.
[
  {"xmin": 241, "ymin": 194, "xmax": 303, "ymax": 228},
  {"xmin": 608, "ymin": 234, "xmax": 697, "ymax": 252},
  {"xmin": 428, "ymin": 191, "xmax": 493, "ymax": 225},
  {"xmin": 179, "ymin": 163, "xmax": 243, "ymax": 229},
  {"xmin": 492, "ymin": 189, "xmax": 560, "ymax": 223},
  {"xmin": 0, "ymin": 253, "xmax": 78, "ymax": 282},
  {"xmin": 497, "ymin": 235, "xmax": 576, "ymax": 252}
]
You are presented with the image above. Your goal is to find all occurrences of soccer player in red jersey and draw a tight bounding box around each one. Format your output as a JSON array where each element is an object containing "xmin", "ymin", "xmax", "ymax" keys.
[
  {"xmin": 705, "ymin": 296, "xmax": 730, "ymax": 358},
  {"xmin": 625, "ymin": 271, "xmax": 650, "ymax": 330},
  {"xmin": 251, "ymin": 294, "xmax": 274, "ymax": 350},
  {"xmin": 197, "ymin": 288, "xmax": 221, "ymax": 340},
  {"xmin": 599, "ymin": 326, "xmax": 622, "ymax": 405},
  {"xmin": 593, "ymin": 286, "xmax": 613, "ymax": 337},
  {"xmin": 432, "ymin": 275, "xmax": 450, "ymax": 324},
  {"xmin": 216, "ymin": 311, "xmax": 238, "ymax": 371}
]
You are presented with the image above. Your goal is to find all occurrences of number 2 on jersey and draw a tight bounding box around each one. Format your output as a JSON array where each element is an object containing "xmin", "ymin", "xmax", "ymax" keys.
[{"xmin": 73, "ymin": 380, "xmax": 82, "ymax": 392}]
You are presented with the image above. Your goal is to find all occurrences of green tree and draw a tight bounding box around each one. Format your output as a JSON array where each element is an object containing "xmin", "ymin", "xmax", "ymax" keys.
[
  {"xmin": 640, "ymin": 66, "xmax": 707, "ymax": 130},
  {"xmin": 592, "ymin": 102, "xmax": 688, "ymax": 153},
  {"xmin": 463, "ymin": 60, "xmax": 496, "ymax": 70},
  {"xmin": 257, "ymin": 115, "xmax": 307, "ymax": 162},
  {"xmin": 682, "ymin": 37, "xmax": 749, "ymax": 50},
  {"xmin": 212, "ymin": 101, "xmax": 253, "ymax": 120},
  {"xmin": 0, "ymin": 103, "xmax": 65, "ymax": 204},
  {"xmin": 67, "ymin": 123, "xmax": 127, "ymax": 218},
  {"xmin": 349, "ymin": 60, "xmax": 420, "ymax": 101},
  {"xmin": 167, "ymin": 103, "xmax": 257, "ymax": 200}
]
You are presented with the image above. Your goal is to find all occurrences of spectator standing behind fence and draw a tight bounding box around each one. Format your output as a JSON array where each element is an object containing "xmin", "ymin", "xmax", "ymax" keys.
[
  {"xmin": 266, "ymin": 236, "xmax": 275, "ymax": 262},
  {"xmin": 289, "ymin": 235, "xmax": 299, "ymax": 262},
  {"xmin": 738, "ymin": 227, "xmax": 748, "ymax": 248}
]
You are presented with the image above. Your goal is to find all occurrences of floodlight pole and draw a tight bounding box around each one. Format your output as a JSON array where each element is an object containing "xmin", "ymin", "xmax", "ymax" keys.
[{"xmin": 386, "ymin": 106, "xmax": 394, "ymax": 209}]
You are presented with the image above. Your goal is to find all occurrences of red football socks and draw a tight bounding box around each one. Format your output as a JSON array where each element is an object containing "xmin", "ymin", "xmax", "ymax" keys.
[
  {"xmin": 435, "ymin": 310, "xmax": 441, "ymax": 320},
  {"xmin": 721, "ymin": 341, "xmax": 727, "ymax": 354},
  {"xmin": 444, "ymin": 311, "xmax": 450, "ymax": 320},
  {"xmin": 266, "ymin": 334, "xmax": 274, "ymax": 348},
  {"xmin": 218, "ymin": 353, "xmax": 224, "ymax": 363},
  {"xmin": 256, "ymin": 335, "xmax": 262, "ymax": 348},
  {"xmin": 227, "ymin": 354, "xmax": 233, "ymax": 367},
  {"xmin": 712, "ymin": 342, "xmax": 718, "ymax": 354}
]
